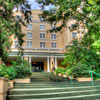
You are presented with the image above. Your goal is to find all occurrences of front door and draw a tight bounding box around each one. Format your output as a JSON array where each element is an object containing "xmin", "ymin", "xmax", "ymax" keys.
[{"xmin": 32, "ymin": 62, "xmax": 44, "ymax": 72}]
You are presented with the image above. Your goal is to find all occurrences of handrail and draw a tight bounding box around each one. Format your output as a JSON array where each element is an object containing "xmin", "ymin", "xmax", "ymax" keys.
[
  {"xmin": 64, "ymin": 73, "xmax": 73, "ymax": 87},
  {"xmin": 89, "ymin": 71, "xmax": 100, "ymax": 77},
  {"xmin": 89, "ymin": 71, "xmax": 100, "ymax": 86}
]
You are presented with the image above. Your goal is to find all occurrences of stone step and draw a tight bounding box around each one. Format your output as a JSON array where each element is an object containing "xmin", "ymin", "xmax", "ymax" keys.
[
  {"xmin": 14, "ymin": 82, "xmax": 100, "ymax": 87},
  {"xmin": 8, "ymin": 85, "xmax": 100, "ymax": 95},
  {"xmin": 13, "ymin": 83, "xmax": 100, "ymax": 89},
  {"xmin": 7, "ymin": 89, "xmax": 100, "ymax": 100},
  {"xmin": 16, "ymin": 93, "xmax": 100, "ymax": 100}
]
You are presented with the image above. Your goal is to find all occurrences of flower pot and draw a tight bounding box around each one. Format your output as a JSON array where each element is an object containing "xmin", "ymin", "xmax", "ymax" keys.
[
  {"xmin": 9, "ymin": 80, "xmax": 14, "ymax": 88},
  {"xmin": 14, "ymin": 77, "xmax": 30, "ymax": 83},
  {"xmin": 0, "ymin": 77, "xmax": 8, "ymax": 100}
]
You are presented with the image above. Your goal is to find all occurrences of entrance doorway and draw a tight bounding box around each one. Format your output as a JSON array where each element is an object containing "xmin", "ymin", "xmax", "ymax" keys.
[{"xmin": 32, "ymin": 62, "xmax": 44, "ymax": 72}]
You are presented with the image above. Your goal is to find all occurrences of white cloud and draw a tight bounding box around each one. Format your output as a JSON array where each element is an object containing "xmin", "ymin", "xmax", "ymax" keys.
[
  {"xmin": 28, "ymin": 0, "xmax": 54, "ymax": 10},
  {"xmin": 28, "ymin": 0, "xmax": 40, "ymax": 10}
]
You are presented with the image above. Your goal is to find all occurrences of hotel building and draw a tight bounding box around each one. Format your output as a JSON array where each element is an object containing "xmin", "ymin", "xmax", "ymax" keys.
[{"xmin": 7, "ymin": 10, "xmax": 83, "ymax": 72}]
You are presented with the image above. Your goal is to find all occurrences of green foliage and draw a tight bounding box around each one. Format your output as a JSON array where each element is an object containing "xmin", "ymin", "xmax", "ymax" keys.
[
  {"xmin": 55, "ymin": 67, "xmax": 66, "ymax": 75},
  {"xmin": 0, "ymin": 58, "xmax": 32, "ymax": 79},
  {"xmin": 37, "ymin": 0, "xmax": 100, "ymax": 78},
  {"xmin": 11, "ymin": 57, "xmax": 32, "ymax": 78},
  {"xmin": 62, "ymin": 40, "xmax": 99, "ymax": 77},
  {"xmin": 0, "ymin": 0, "xmax": 31, "ymax": 63},
  {"xmin": 70, "ymin": 63, "xmax": 91, "ymax": 78},
  {"xmin": 11, "ymin": 57, "xmax": 30, "ymax": 67},
  {"xmin": 0, "ymin": 64, "xmax": 16, "ymax": 80},
  {"xmin": 48, "ymin": 72, "xmax": 65, "ymax": 82},
  {"xmin": 15, "ymin": 65, "xmax": 31, "ymax": 78}
]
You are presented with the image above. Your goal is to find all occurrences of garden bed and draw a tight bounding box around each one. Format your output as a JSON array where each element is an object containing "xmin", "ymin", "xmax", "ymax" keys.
[
  {"xmin": 14, "ymin": 78, "xmax": 30, "ymax": 83},
  {"xmin": 74, "ymin": 77, "xmax": 92, "ymax": 82}
]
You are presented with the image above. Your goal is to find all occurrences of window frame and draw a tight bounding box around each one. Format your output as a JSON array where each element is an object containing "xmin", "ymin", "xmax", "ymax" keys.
[
  {"xmin": 51, "ymin": 42, "xmax": 57, "ymax": 48},
  {"xmin": 51, "ymin": 33, "xmax": 56, "ymax": 40},
  {"xmin": 27, "ymin": 32, "xmax": 33, "ymax": 39},
  {"xmin": 27, "ymin": 24, "xmax": 33, "ymax": 30},
  {"xmin": 72, "ymin": 32, "xmax": 77, "ymax": 38},
  {"xmin": 27, "ymin": 41, "xmax": 32, "ymax": 48},
  {"xmin": 40, "ymin": 24, "xmax": 45, "ymax": 30},
  {"xmin": 40, "ymin": 42, "xmax": 45, "ymax": 48},
  {"xmin": 40, "ymin": 33, "xmax": 45, "ymax": 39},
  {"xmin": 14, "ymin": 41, "xmax": 19, "ymax": 48}
]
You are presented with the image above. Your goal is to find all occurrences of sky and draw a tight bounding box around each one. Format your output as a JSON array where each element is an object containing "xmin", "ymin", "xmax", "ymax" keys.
[
  {"xmin": 28, "ymin": 0, "xmax": 40, "ymax": 10},
  {"xmin": 28, "ymin": 0, "xmax": 53, "ymax": 10}
]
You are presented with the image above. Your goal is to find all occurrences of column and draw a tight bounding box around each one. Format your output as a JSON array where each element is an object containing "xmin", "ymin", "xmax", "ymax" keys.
[
  {"xmin": 79, "ymin": 22, "xmax": 82, "ymax": 39},
  {"xmin": 66, "ymin": 23, "xmax": 70, "ymax": 43},
  {"xmin": 55, "ymin": 57, "xmax": 57, "ymax": 69},
  {"xmin": 47, "ymin": 57, "xmax": 50, "ymax": 72},
  {"xmin": 29, "ymin": 56, "xmax": 32, "ymax": 72},
  {"xmin": 0, "ymin": 58, "xmax": 2, "ymax": 65},
  {"xmin": 29, "ymin": 56, "xmax": 31, "ymax": 64},
  {"xmin": 21, "ymin": 56, "xmax": 24, "ymax": 60},
  {"xmin": 24, "ymin": 56, "xmax": 29, "ymax": 61}
]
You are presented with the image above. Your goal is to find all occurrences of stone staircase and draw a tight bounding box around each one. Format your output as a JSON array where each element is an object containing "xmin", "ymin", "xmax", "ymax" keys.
[{"xmin": 7, "ymin": 72, "xmax": 100, "ymax": 100}]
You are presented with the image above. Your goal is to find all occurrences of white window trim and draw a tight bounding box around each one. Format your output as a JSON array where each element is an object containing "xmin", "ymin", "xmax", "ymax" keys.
[
  {"xmin": 27, "ymin": 40, "xmax": 32, "ymax": 48},
  {"xmin": 72, "ymin": 32, "xmax": 77, "ymax": 38},
  {"xmin": 51, "ymin": 42, "xmax": 57, "ymax": 48},
  {"xmin": 40, "ymin": 24, "xmax": 45, "ymax": 30},
  {"xmin": 40, "ymin": 42, "xmax": 45, "ymax": 48},
  {"xmin": 51, "ymin": 33, "xmax": 56, "ymax": 40},
  {"xmin": 27, "ymin": 24, "xmax": 33, "ymax": 30},
  {"xmin": 27, "ymin": 32, "xmax": 33, "ymax": 39},
  {"xmin": 14, "ymin": 40, "xmax": 19, "ymax": 48},
  {"xmin": 40, "ymin": 32, "xmax": 45, "ymax": 39}
]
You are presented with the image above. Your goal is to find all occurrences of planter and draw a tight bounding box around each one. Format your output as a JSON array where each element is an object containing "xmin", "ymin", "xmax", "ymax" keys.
[
  {"xmin": 9, "ymin": 80, "xmax": 14, "ymax": 89},
  {"xmin": 58, "ymin": 73, "xmax": 62, "ymax": 76},
  {"xmin": 75, "ymin": 77, "xmax": 92, "ymax": 82},
  {"xmin": 0, "ymin": 77, "xmax": 8, "ymax": 100},
  {"xmin": 14, "ymin": 78, "xmax": 30, "ymax": 83}
]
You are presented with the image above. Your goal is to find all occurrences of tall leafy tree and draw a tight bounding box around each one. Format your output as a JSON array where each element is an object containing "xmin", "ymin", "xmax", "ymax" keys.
[
  {"xmin": 37, "ymin": 0, "xmax": 100, "ymax": 45},
  {"xmin": 0, "ymin": 0, "xmax": 31, "ymax": 63},
  {"xmin": 37, "ymin": 0, "xmax": 100, "ymax": 74}
]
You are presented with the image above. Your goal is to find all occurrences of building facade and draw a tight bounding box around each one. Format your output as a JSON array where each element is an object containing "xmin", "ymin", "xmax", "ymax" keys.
[{"xmin": 7, "ymin": 10, "xmax": 83, "ymax": 72}]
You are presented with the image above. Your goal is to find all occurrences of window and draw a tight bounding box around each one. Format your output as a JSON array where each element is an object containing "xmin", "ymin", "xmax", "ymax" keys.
[
  {"xmin": 51, "ymin": 42, "xmax": 56, "ymax": 48},
  {"xmin": 40, "ymin": 16, "xmax": 44, "ymax": 22},
  {"xmin": 27, "ymin": 24, "xmax": 32, "ymax": 30},
  {"xmin": 51, "ymin": 25, "xmax": 56, "ymax": 30},
  {"xmin": 27, "ymin": 32, "xmax": 32, "ymax": 39},
  {"xmin": 14, "ymin": 41, "xmax": 19, "ymax": 48},
  {"xmin": 40, "ymin": 33, "xmax": 45, "ymax": 39},
  {"xmin": 40, "ymin": 42, "xmax": 45, "ymax": 48},
  {"xmin": 16, "ymin": 15, "xmax": 22, "ymax": 21},
  {"xmin": 71, "ymin": 24, "xmax": 77, "ymax": 30},
  {"xmin": 51, "ymin": 34, "xmax": 56, "ymax": 40},
  {"xmin": 72, "ymin": 32, "xmax": 77, "ymax": 38},
  {"xmin": 29, "ymin": 15, "xmax": 33, "ymax": 21},
  {"xmin": 27, "ymin": 41, "xmax": 32, "ymax": 47},
  {"xmin": 40, "ymin": 25, "xmax": 45, "ymax": 30}
]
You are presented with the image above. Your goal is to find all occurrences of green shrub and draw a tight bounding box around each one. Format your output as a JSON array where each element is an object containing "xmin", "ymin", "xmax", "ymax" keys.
[
  {"xmin": 55, "ymin": 67, "xmax": 66, "ymax": 75},
  {"xmin": 0, "ymin": 64, "xmax": 16, "ymax": 80},
  {"xmin": 71, "ymin": 63, "xmax": 91, "ymax": 78},
  {"xmin": 0, "ymin": 64, "xmax": 7, "ymax": 77},
  {"xmin": 15, "ymin": 65, "xmax": 31, "ymax": 78},
  {"xmin": 48, "ymin": 73, "xmax": 65, "ymax": 82},
  {"xmin": 11, "ymin": 57, "xmax": 32, "ymax": 78},
  {"xmin": 7, "ymin": 67, "xmax": 17, "ymax": 80}
]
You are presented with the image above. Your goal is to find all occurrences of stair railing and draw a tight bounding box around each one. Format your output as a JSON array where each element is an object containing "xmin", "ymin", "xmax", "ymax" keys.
[
  {"xmin": 64, "ymin": 73, "xmax": 73, "ymax": 87},
  {"xmin": 65, "ymin": 71, "xmax": 100, "ymax": 87},
  {"xmin": 89, "ymin": 71, "xmax": 100, "ymax": 86}
]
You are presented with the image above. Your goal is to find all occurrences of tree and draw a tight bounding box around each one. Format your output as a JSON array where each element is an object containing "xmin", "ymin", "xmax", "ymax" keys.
[
  {"xmin": 37, "ymin": 0, "xmax": 100, "ymax": 45},
  {"xmin": 62, "ymin": 40, "xmax": 99, "ymax": 76},
  {"xmin": 0, "ymin": 0, "xmax": 31, "ymax": 63},
  {"xmin": 37, "ymin": 0, "xmax": 100, "ymax": 72}
]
